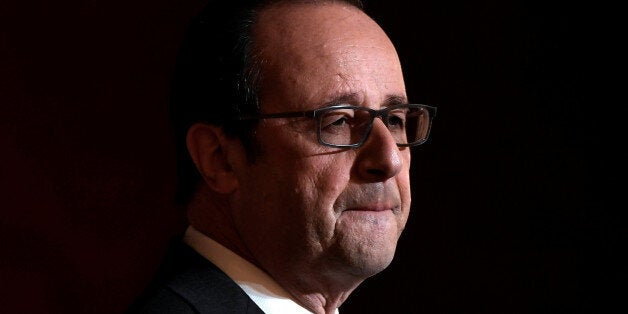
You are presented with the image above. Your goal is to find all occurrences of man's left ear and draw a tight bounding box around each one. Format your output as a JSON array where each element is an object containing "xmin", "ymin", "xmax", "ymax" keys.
[{"xmin": 186, "ymin": 123, "xmax": 239, "ymax": 194}]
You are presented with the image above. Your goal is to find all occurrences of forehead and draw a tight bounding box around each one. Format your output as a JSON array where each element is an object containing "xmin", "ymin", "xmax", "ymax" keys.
[{"xmin": 253, "ymin": 2, "xmax": 406, "ymax": 111}]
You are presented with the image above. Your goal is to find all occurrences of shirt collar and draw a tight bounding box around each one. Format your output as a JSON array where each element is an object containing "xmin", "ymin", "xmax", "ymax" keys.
[{"xmin": 184, "ymin": 226, "xmax": 339, "ymax": 314}]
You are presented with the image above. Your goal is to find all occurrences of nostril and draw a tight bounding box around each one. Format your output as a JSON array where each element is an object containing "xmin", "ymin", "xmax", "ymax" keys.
[{"xmin": 366, "ymin": 168, "xmax": 386, "ymax": 177}]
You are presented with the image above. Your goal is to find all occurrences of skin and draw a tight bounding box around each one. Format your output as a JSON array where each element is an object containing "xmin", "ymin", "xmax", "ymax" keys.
[{"xmin": 187, "ymin": 2, "xmax": 410, "ymax": 314}]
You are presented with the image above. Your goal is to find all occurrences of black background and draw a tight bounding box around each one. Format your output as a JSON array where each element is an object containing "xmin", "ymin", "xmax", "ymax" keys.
[{"xmin": 1, "ymin": 0, "xmax": 619, "ymax": 313}]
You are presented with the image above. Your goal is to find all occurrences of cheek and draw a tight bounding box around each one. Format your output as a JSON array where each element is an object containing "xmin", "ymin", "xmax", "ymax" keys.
[
  {"xmin": 399, "ymin": 153, "xmax": 412, "ymax": 212},
  {"xmin": 253, "ymin": 124, "xmax": 354, "ymax": 216},
  {"xmin": 399, "ymin": 150, "xmax": 411, "ymax": 178},
  {"xmin": 297, "ymin": 154, "xmax": 353, "ymax": 210},
  {"xmin": 398, "ymin": 161, "xmax": 411, "ymax": 190}
]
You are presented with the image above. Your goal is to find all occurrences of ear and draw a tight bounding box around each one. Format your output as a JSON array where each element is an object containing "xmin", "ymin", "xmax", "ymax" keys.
[{"xmin": 186, "ymin": 123, "xmax": 239, "ymax": 194}]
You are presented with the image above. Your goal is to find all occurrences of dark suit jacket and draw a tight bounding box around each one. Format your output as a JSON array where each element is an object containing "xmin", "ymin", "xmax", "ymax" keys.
[{"xmin": 127, "ymin": 240, "xmax": 265, "ymax": 314}]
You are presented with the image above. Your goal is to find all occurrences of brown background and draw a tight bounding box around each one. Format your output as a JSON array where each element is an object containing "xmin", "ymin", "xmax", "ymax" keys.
[{"xmin": 1, "ymin": 0, "xmax": 617, "ymax": 313}]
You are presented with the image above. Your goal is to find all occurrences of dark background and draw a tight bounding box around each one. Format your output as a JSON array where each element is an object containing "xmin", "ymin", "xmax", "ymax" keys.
[{"xmin": 1, "ymin": 0, "xmax": 619, "ymax": 313}]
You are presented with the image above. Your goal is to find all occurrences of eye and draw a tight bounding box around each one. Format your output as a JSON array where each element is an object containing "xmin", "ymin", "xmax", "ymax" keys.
[
  {"xmin": 320, "ymin": 109, "xmax": 355, "ymax": 133},
  {"xmin": 330, "ymin": 117, "xmax": 348, "ymax": 126},
  {"xmin": 387, "ymin": 111, "xmax": 406, "ymax": 130}
]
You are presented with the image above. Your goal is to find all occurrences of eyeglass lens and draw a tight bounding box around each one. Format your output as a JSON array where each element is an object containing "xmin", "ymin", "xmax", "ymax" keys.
[{"xmin": 318, "ymin": 106, "xmax": 431, "ymax": 146}]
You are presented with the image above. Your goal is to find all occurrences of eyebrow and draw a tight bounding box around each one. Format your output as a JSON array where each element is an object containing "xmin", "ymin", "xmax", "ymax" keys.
[
  {"xmin": 322, "ymin": 92, "xmax": 361, "ymax": 108},
  {"xmin": 322, "ymin": 92, "xmax": 409, "ymax": 108},
  {"xmin": 383, "ymin": 95, "xmax": 409, "ymax": 107}
]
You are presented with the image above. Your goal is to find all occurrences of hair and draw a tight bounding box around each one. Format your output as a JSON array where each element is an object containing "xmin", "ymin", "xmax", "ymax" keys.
[{"xmin": 171, "ymin": 0, "xmax": 364, "ymax": 205}]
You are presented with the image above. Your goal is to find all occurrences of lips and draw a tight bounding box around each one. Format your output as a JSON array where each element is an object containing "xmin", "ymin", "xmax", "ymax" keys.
[
  {"xmin": 345, "ymin": 204, "xmax": 395, "ymax": 212},
  {"xmin": 337, "ymin": 184, "xmax": 403, "ymax": 215}
]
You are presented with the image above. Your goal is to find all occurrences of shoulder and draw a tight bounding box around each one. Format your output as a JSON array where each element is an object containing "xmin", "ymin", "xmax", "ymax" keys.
[
  {"xmin": 128, "ymin": 240, "xmax": 264, "ymax": 314},
  {"xmin": 131, "ymin": 287, "xmax": 197, "ymax": 314}
]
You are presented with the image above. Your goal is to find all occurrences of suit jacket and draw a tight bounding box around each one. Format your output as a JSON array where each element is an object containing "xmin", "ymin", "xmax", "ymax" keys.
[{"xmin": 127, "ymin": 240, "xmax": 265, "ymax": 314}]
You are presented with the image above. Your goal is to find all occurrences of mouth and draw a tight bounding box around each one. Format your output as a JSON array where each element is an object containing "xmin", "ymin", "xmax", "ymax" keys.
[{"xmin": 345, "ymin": 204, "xmax": 398, "ymax": 212}]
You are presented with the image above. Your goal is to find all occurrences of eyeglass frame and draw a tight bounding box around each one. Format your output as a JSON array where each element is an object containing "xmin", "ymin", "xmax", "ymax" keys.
[{"xmin": 235, "ymin": 103, "xmax": 437, "ymax": 148}]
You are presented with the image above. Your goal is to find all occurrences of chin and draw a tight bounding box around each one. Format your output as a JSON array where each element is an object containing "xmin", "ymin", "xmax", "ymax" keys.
[
  {"xmin": 344, "ymin": 249, "xmax": 397, "ymax": 278},
  {"xmin": 329, "ymin": 210, "xmax": 404, "ymax": 277},
  {"xmin": 332, "ymin": 236, "xmax": 400, "ymax": 278}
]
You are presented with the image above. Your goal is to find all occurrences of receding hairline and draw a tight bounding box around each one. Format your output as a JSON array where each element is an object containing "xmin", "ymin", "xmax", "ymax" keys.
[
  {"xmin": 249, "ymin": 0, "xmax": 400, "ymax": 107},
  {"xmin": 254, "ymin": 0, "xmax": 367, "ymax": 38}
]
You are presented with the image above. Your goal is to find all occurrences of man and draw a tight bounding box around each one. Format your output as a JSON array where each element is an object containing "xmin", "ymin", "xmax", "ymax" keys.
[{"xmin": 130, "ymin": 0, "xmax": 435, "ymax": 313}]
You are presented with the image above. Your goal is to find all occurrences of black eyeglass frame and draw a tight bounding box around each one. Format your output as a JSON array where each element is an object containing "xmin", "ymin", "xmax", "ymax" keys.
[{"xmin": 236, "ymin": 104, "xmax": 437, "ymax": 148}]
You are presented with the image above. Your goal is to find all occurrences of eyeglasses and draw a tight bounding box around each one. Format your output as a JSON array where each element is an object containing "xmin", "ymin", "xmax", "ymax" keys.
[{"xmin": 237, "ymin": 104, "xmax": 437, "ymax": 148}]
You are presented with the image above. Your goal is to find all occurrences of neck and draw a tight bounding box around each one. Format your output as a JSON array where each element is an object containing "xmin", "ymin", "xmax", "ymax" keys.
[
  {"xmin": 289, "ymin": 288, "xmax": 355, "ymax": 314},
  {"xmin": 266, "ymin": 258, "xmax": 367, "ymax": 314},
  {"xmin": 187, "ymin": 185, "xmax": 364, "ymax": 314},
  {"xmin": 187, "ymin": 185, "xmax": 258, "ymax": 264}
]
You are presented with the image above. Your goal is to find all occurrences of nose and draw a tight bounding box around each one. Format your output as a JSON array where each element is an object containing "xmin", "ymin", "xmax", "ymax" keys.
[{"xmin": 353, "ymin": 118, "xmax": 404, "ymax": 182}]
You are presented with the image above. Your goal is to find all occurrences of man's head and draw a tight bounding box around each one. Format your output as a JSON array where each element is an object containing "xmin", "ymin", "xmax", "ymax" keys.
[
  {"xmin": 178, "ymin": 0, "xmax": 421, "ymax": 311},
  {"xmin": 231, "ymin": 0, "xmax": 409, "ymax": 275}
]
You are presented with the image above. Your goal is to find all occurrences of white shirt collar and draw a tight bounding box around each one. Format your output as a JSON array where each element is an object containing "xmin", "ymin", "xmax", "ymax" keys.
[{"xmin": 184, "ymin": 226, "xmax": 339, "ymax": 314}]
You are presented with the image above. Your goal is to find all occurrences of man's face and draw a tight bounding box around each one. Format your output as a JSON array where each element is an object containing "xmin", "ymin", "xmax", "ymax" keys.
[{"xmin": 230, "ymin": 2, "xmax": 410, "ymax": 284}]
